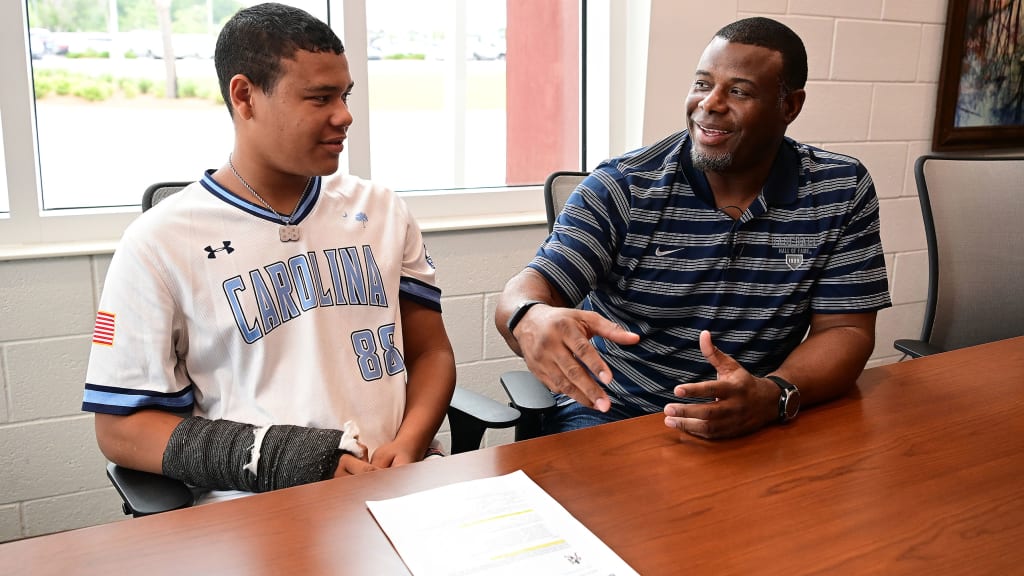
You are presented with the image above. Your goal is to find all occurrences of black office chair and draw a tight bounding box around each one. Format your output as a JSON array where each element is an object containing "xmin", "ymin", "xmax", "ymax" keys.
[
  {"xmin": 498, "ymin": 171, "xmax": 591, "ymax": 440},
  {"xmin": 142, "ymin": 181, "xmax": 192, "ymax": 211},
  {"xmin": 894, "ymin": 155, "xmax": 1024, "ymax": 359},
  {"xmin": 107, "ymin": 181, "xmax": 522, "ymax": 517},
  {"xmin": 543, "ymin": 170, "xmax": 589, "ymax": 233}
]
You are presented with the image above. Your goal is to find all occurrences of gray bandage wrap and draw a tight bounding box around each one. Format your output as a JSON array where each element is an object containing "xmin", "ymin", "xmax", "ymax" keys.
[
  {"xmin": 252, "ymin": 424, "xmax": 344, "ymax": 492},
  {"xmin": 162, "ymin": 417, "xmax": 344, "ymax": 492}
]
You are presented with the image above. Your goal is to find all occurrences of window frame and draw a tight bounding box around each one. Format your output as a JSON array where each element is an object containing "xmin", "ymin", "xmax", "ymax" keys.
[{"xmin": 0, "ymin": 0, "xmax": 644, "ymax": 259}]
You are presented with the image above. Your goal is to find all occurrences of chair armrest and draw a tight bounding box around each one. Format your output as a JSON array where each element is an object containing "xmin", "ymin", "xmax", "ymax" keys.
[
  {"xmin": 106, "ymin": 462, "xmax": 194, "ymax": 517},
  {"xmin": 446, "ymin": 387, "xmax": 520, "ymax": 454},
  {"xmin": 894, "ymin": 339, "xmax": 946, "ymax": 359},
  {"xmin": 499, "ymin": 370, "xmax": 556, "ymax": 413},
  {"xmin": 448, "ymin": 387, "xmax": 521, "ymax": 429}
]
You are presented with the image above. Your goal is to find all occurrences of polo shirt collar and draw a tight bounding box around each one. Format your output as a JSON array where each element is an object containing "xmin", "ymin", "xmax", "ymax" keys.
[{"xmin": 679, "ymin": 133, "xmax": 801, "ymax": 208}]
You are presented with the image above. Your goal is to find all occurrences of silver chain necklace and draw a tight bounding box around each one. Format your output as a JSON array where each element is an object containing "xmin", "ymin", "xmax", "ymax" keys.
[{"xmin": 228, "ymin": 154, "xmax": 310, "ymax": 242}]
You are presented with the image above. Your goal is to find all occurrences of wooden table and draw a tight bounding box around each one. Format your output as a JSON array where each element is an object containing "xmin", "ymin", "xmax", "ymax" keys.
[{"xmin": 4, "ymin": 337, "xmax": 1023, "ymax": 576}]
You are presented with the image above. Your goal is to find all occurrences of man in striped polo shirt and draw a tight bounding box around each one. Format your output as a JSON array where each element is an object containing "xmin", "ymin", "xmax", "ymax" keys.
[{"xmin": 496, "ymin": 17, "xmax": 891, "ymax": 439}]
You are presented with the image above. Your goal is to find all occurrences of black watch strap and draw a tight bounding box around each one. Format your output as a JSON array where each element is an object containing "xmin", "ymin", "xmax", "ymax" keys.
[{"xmin": 506, "ymin": 300, "xmax": 544, "ymax": 337}]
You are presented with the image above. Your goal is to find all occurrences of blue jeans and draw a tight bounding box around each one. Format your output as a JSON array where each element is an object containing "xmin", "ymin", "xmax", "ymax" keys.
[{"xmin": 539, "ymin": 394, "xmax": 651, "ymax": 435}]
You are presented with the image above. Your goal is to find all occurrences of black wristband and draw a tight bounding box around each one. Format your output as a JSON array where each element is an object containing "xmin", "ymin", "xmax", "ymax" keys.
[{"xmin": 506, "ymin": 300, "xmax": 544, "ymax": 337}]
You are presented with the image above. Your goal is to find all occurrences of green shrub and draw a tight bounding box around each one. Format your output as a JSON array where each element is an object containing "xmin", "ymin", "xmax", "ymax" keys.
[
  {"xmin": 30, "ymin": 66, "xmax": 225, "ymax": 104},
  {"xmin": 54, "ymin": 78, "xmax": 72, "ymax": 96},
  {"xmin": 120, "ymin": 82, "xmax": 139, "ymax": 99},
  {"xmin": 179, "ymin": 79, "xmax": 199, "ymax": 98},
  {"xmin": 34, "ymin": 78, "xmax": 54, "ymax": 99},
  {"xmin": 74, "ymin": 81, "xmax": 112, "ymax": 102}
]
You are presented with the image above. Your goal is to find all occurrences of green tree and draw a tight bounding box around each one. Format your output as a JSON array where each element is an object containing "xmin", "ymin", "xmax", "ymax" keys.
[
  {"xmin": 28, "ymin": 0, "xmax": 242, "ymax": 34},
  {"xmin": 28, "ymin": 0, "xmax": 107, "ymax": 32},
  {"xmin": 119, "ymin": 0, "xmax": 158, "ymax": 31}
]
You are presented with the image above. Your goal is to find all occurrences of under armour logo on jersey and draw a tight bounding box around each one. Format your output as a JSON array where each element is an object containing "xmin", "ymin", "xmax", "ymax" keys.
[{"xmin": 204, "ymin": 241, "xmax": 235, "ymax": 259}]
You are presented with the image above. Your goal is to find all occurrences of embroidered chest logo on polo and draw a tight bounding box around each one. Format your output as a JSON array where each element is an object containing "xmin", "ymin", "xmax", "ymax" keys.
[{"xmin": 771, "ymin": 234, "xmax": 817, "ymax": 270}]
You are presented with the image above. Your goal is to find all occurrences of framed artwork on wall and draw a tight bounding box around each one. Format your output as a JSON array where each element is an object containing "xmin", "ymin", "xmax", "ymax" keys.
[{"xmin": 933, "ymin": 0, "xmax": 1024, "ymax": 151}]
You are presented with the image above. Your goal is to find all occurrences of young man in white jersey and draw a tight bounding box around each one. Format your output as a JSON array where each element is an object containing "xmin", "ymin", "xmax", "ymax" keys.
[{"xmin": 82, "ymin": 2, "xmax": 456, "ymax": 498}]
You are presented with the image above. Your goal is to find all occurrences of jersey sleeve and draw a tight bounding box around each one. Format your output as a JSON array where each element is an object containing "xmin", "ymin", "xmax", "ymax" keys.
[
  {"xmin": 810, "ymin": 162, "xmax": 892, "ymax": 314},
  {"xmin": 395, "ymin": 195, "xmax": 442, "ymax": 312},
  {"xmin": 82, "ymin": 223, "xmax": 194, "ymax": 416}
]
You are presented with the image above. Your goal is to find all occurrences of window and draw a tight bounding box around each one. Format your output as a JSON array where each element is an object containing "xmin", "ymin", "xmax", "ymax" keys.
[
  {"xmin": 361, "ymin": 0, "xmax": 579, "ymax": 191},
  {"xmin": 1, "ymin": 1, "xmax": 641, "ymax": 253}
]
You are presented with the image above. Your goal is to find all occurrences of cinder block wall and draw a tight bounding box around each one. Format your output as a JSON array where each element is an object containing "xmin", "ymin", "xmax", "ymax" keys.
[
  {"xmin": 0, "ymin": 256, "xmax": 127, "ymax": 539},
  {"xmin": 2, "ymin": 0, "xmax": 1017, "ymax": 541},
  {"xmin": 776, "ymin": 1, "xmax": 947, "ymax": 367}
]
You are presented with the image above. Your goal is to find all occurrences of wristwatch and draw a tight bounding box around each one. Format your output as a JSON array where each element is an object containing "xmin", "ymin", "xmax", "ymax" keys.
[
  {"xmin": 766, "ymin": 375, "xmax": 801, "ymax": 424},
  {"xmin": 506, "ymin": 299, "xmax": 544, "ymax": 338}
]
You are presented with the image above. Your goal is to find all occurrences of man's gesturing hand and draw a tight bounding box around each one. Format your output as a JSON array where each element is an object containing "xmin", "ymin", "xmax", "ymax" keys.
[
  {"xmin": 514, "ymin": 304, "xmax": 639, "ymax": 412},
  {"xmin": 663, "ymin": 330, "xmax": 777, "ymax": 439}
]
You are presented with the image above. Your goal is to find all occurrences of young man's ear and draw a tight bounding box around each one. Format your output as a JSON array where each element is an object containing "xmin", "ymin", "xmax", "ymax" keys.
[
  {"xmin": 229, "ymin": 74, "xmax": 256, "ymax": 120},
  {"xmin": 782, "ymin": 88, "xmax": 806, "ymax": 125}
]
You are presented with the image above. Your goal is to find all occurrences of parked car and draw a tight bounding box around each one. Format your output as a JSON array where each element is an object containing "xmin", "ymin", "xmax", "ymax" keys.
[
  {"xmin": 129, "ymin": 31, "xmax": 215, "ymax": 59},
  {"xmin": 469, "ymin": 39, "xmax": 505, "ymax": 60},
  {"xmin": 29, "ymin": 28, "xmax": 52, "ymax": 59},
  {"xmin": 60, "ymin": 33, "xmax": 117, "ymax": 56}
]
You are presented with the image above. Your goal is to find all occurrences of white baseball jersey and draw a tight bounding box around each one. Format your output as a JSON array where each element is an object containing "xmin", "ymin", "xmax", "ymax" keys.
[{"xmin": 83, "ymin": 171, "xmax": 441, "ymax": 454}]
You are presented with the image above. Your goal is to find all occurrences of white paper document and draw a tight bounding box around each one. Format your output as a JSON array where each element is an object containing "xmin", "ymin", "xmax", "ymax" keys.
[{"xmin": 366, "ymin": 469, "xmax": 639, "ymax": 576}]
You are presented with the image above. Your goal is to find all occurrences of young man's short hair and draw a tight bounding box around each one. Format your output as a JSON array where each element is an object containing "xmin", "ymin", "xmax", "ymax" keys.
[{"xmin": 214, "ymin": 2, "xmax": 346, "ymax": 115}]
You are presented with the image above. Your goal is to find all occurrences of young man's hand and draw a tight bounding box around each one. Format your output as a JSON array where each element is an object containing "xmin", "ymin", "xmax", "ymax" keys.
[
  {"xmin": 334, "ymin": 442, "xmax": 379, "ymax": 477},
  {"xmin": 370, "ymin": 439, "xmax": 422, "ymax": 468}
]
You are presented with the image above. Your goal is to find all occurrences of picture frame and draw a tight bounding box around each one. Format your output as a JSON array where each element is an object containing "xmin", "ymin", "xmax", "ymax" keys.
[{"xmin": 932, "ymin": 0, "xmax": 1024, "ymax": 151}]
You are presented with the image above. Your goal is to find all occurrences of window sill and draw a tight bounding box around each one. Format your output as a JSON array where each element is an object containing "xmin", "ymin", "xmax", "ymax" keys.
[
  {"xmin": 0, "ymin": 185, "xmax": 548, "ymax": 261},
  {"xmin": 0, "ymin": 240, "xmax": 120, "ymax": 262},
  {"xmin": 419, "ymin": 211, "xmax": 545, "ymax": 233}
]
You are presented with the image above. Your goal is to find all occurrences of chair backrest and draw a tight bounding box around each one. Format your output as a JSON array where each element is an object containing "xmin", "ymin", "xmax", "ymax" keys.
[
  {"xmin": 915, "ymin": 154, "xmax": 1024, "ymax": 351},
  {"xmin": 543, "ymin": 170, "xmax": 589, "ymax": 232},
  {"xmin": 142, "ymin": 181, "xmax": 191, "ymax": 212}
]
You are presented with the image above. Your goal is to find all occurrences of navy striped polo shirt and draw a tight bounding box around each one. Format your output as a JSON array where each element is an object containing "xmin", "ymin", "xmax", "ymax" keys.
[{"xmin": 528, "ymin": 130, "xmax": 892, "ymax": 413}]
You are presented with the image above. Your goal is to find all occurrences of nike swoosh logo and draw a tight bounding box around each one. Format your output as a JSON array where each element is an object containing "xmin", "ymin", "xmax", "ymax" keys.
[{"xmin": 654, "ymin": 246, "xmax": 684, "ymax": 257}]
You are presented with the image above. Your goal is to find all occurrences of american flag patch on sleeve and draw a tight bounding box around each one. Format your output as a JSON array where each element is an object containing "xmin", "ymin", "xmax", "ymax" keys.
[{"xmin": 92, "ymin": 311, "xmax": 116, "ymax": 346}]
